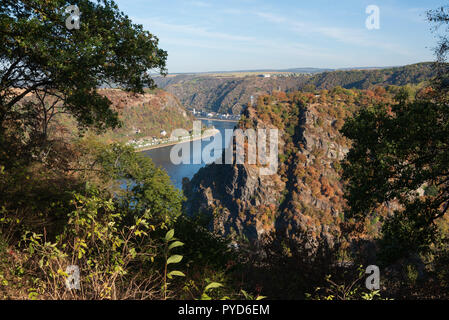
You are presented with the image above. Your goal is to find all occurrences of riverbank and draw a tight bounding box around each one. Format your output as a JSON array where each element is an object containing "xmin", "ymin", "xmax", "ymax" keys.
[{"xmin": 134, "ymin": 128, "xmax": 220, "ymax": 152}]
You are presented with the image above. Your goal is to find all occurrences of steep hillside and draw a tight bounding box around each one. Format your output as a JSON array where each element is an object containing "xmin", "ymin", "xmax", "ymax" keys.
[
  {"xmin": 155, "ymin": 63, "xmax": 436, "ymax": 115},
  {"xmin": 183, "ymin": 87, "xmax": 398, "ymax": 246},
  {"xmin": 48, "ymin": 88, "xmax": 194, "ymax": 143},
  {"xmin": 99, "ymin": 88, "xmax": 194, "ymax": 143}
]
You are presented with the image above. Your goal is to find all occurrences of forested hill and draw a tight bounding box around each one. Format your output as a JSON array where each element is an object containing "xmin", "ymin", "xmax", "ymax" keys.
[
  {"xmin": 309, "ymin": 62, "xmax": 436, "ymax": 90},
  {"xmin": 154, "ymin": 62, "xmax": 437, "ymax": 114}
]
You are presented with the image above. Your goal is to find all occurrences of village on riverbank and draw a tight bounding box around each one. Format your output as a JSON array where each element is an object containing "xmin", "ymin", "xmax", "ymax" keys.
[
  {"xmin": 127, "ymin": 126, "xmax": 221, "ymax": 152},
  {"xmin": 127, "ymin": 112, "xmax": 239, "ymax": 151}
]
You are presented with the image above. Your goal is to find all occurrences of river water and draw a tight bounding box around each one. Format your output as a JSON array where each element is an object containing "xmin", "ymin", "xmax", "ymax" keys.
[{"xmin": 140, "ymin": 120, "xmax": 237, "ymax": 190}]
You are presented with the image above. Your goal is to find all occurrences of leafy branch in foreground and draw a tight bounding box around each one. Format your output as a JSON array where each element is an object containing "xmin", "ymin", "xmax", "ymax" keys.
[{"xmin": 162, "ymin": 229, "xmax": 185, "ymax": 300}]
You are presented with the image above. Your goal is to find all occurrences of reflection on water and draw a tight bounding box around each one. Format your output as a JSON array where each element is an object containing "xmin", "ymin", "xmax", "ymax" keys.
[{"xmin": 141, "ymin": 120, "xmax": 237, "ymax": 190}]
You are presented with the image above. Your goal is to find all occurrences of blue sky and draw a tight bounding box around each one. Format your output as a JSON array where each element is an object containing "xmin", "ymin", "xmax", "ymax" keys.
[{"xmin": 114, "ymin": 0, "xmax": 445, "ymax": 73}]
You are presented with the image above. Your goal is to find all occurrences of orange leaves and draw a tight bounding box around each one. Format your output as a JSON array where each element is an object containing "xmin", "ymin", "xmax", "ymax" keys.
[{"xmin": 272, "ymin": 91, "xmax": 288, "ymax": 102}]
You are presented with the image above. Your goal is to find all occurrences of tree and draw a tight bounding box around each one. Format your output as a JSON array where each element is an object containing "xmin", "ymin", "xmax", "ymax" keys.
[
  {"xmin": 0, "ymin": 0, "xmax": 167, "ymax": 167},
  {"xmin": 340, "ymin": 6, "xmax": 449, "ymax": 261},
  {"xmin": 428, "ymin": 5, "xmax": 449, "ymax": 92},
  {"xmin": 94, "ymin": 143, "xmax": 184, "ymax": 224},
  {"xmin": 341, "ymin": 90, "xmax": 449, "ymax": 257}
]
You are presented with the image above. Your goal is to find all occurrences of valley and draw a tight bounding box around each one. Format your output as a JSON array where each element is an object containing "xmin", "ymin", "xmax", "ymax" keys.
[
  {"xmin": 3, "ymin": 0, "xmax": 449, "ymax": 302},
  {"xmin": 154, "ymin": 62, "xmax": 436, "ymax": 114}
]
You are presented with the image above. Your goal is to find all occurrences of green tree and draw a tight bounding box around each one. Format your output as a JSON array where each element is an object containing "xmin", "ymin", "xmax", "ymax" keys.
[
  {"xmin": 0, "ymin": 0, "xmax": 167, "ymax": 167},
  {"xmin": 93, "ymin": 143, "xmax": 184, "ymax": 224},
  {"xmin": 340, "ymin": 5, "xmax": 449, "ymax": 262},
  {"xmin": 341, "ymin": 93, "xmax": 449, "ymax": 259}
]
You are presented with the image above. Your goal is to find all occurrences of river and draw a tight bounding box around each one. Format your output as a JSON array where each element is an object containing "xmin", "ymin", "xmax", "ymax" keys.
[{"xmin": 140, "ymin": 120, "xmax": 237, "ymax": 190}]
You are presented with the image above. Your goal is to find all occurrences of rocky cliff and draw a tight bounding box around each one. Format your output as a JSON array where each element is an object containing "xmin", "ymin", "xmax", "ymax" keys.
[{"xmin": 183, "ymin": 88, "xmax": 395, "ymax": 246}]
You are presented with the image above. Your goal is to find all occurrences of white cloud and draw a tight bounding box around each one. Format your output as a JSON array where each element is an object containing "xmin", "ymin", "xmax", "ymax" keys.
[
  {"xmin": 255, "ymin": 11, "xmax": 412, "ymax": 56},
  {"xmin": 189, "ymin": 1, "xmax": 212, "ymax": 8},
  {"xmin": 255, "ymin": 12, "xmax": 286, "ymax": 24},
  {"xmin": 222, "ymin": 8, "xmax": 244, "ymax": 15},
  {"xmin": 315, "ymin": 27, "xmax": 410, "ymax": 55},
  {"xmin": 134, "ymin": 17, "xmax": 254, "ymax": 42}
]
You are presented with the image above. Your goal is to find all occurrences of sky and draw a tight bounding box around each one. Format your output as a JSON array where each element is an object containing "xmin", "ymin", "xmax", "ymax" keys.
[{"xmin": 114, "ymin": 0, "xmax": 446, "ymax": 73}]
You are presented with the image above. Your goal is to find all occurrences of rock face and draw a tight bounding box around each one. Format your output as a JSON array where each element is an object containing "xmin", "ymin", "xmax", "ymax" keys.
[
  {"xmin": 184, "ymin": 157, "xmax": 285, "ymax": 241},
  {"xmin": 183, "ymin": 91, "xmax": 361, "ymax": 246}
]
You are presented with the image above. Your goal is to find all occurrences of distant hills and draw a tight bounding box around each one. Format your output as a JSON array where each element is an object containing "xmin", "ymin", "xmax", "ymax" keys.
[
  {"xmin": 164, "ymin": 67, "xmax": 333, "ymax": 75},
  {"xmin": 154, "ymin": 62, "xmax": 437, "ymax": 114},
  {"xmin": 158, "ymin": 65, "xmax": 408, "ymax": 76},
  {"xmin": 307, "ymin": 62, "xmax": 436, "ymax": 90}
]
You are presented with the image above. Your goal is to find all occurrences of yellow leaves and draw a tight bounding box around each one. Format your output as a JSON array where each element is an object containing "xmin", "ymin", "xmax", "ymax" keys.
[
  {"xmin": 57, "ymin": 268, "xmax": 69, "ymax": 278},
  {"xmin": 133, "ymin": 229, "xmax": 147, "ymax": 237},
  {"xmin": 168, "ymin": 241, "xmax": 184, "ymax": 250},
  {"xmin": 166, "ymin": 254, "xmax": 182, "ymax": 265},
  {"xmin": 74, "ymin": 238, "xmax": 88, "ymax": 259},
  {"xmin": 165, "ymin": 229, "xmax": 174, "ymax": 242},
  {"xmin": 204, "ymin": 282, "xmax": 223, "ymax": 291},
  {"xmin": 167, "ymin": 270, "xmax": 185, "ymax": 279}
]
